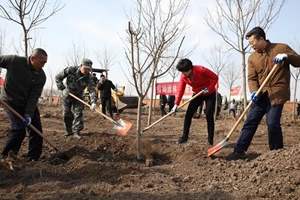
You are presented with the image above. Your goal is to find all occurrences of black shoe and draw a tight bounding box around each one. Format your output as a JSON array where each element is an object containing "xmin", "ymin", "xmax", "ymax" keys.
[
  {"xmin": 177, "ymin": 137, "xmax": 188, "ymax": 144},
  {"xmin": 64, "ymin": 132, "xmax": 73, "ymax": 137},
  {"xmin": 73, "ymin": 132, "xmax": 81, "ymax": 139},
  {"xmin": 207, "ymin": 141, "xmax": 213, "ymax": 146},
  {"xmin": 226, "ymin": 152, "xmax": 247, "ymax": 161}
]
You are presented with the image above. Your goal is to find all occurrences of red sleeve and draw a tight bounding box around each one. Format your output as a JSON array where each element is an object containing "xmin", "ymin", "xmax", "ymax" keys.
[{"xmin": 203, "ymin": 67, "xmax": 218, "ymax": 94}]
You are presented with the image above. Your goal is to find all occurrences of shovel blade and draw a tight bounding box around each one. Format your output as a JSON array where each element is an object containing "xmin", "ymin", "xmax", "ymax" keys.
[
  {"xmin": 207, "ymin": 138, "xmax": 228, "ymax": 157},
  {"xmin": 113, "ymin": 118, "xmax": 132, "ymax": 135}
]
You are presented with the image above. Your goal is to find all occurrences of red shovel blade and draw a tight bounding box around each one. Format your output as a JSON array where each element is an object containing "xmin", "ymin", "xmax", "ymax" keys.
[
  {"xmin": 207, "ymin": 138, "xmax": 228, "ymax": 157},
  {"xmin": 113, "ymin": 118, "xmax": 132, "ymax": 135}
]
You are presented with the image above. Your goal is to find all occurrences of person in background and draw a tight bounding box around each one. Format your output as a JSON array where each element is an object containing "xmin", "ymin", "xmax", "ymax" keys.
[
  {"xmin": 0, "ymin": 48, "xmax": 48, "ymax": 162},
  {"xmin": 226, "ymin": 26, "xmax": 300, "ymax": 160},
  {"xmin": 97, "ymin": 74, "xmax": 119, "ymax": 120},
  {"xmin": 171, "ymin": 58, "xmax": 218, "ymax": 145},
  {"xmin": 92, "ymin": 73, "xmax": 98, "ymax": 85},
  {"xmin": 55, "ymin": 58, "xmax": 98, "ymax": 139},
  {"xmin": 167, "ymin": 95, "xmax": 175, "ymax": 112},
  {"xmin": 159, "ymin": 94, "xmax": 167, "ymax": 116},
  {"xmin": 228, "ymin": 99, "xmax": 237, "ymax": 118},
  {"xmin": 216, "ymin": 93, "xmax": 222, "ymax": 119}
]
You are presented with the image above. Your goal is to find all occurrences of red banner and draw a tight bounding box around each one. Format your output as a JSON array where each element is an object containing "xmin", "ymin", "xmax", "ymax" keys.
[
  {"xmin": 230, "ymin": 86, "xmax": 241, "ymax": 96},
  {"xmin": 156, "ymin": 81, "xmax": 219, "ymax": 96},
  {"xmin": 156, "ymin": 82, "xmax": 193, "ymax": 95}
]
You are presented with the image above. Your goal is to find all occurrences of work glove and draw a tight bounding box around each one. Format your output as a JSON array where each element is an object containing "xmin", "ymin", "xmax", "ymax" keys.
[
  {"xmin": 23, "ymin": 117, "xmax": 31, "ymax": 127},
  {"xmin": 170, "ymin": 104, "xmax": 179, "ymax": 114},
  {"xmin": 201, "ymin": 88, "xmax": 209, "ymax": 94},
  {"xmin": 251, "ymin": 91, "xmax": 260, "ymax": 103},
  {"xmin": 90, "ymin": 103, "xmax": 97, "ymax": 111},
  {"xmin": 274, "ymin": 53, "xmax": 287, "ymax": 64},
  {"xmin": 62, "ymin": 88, "xmax": 70, "ymax": 98}
]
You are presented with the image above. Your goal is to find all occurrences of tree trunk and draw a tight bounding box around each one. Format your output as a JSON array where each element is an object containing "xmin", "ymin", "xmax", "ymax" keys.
[
  {"xmin": 293, "ymin": 79, "xmax": 298, "ymax": 120},
  {"xmin": 147, "ymin": 79, "xmax": 155, "ymax": 126},
  {"xmin": 241, "ymin": 52, "xmax": 247, "ymax": 120},
  {"xmin": 136, "ymin": 96, "xmax": 143, "ymax": 160}
]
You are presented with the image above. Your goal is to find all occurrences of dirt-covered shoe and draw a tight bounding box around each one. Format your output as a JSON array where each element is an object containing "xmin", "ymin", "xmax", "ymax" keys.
[
  {"xmin": 73, "ymin": 132, "xmax": 81, "ymax": 139},
  {"xmin": 226, "ymin": 152, "xmax": 247, "ymax": 161},
  {"xmin": 177, "ymin": 137, "xmax": 188, "ymax": 144},
  {"xmin": 64, "ymin": 132, "xmax": 73, "ymax": 137}
]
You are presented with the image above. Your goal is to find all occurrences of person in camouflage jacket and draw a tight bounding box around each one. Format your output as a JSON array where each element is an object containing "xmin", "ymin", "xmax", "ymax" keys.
[{"xmin": 55, "ymin": 58, "xmax": 97, "ymax": 139}]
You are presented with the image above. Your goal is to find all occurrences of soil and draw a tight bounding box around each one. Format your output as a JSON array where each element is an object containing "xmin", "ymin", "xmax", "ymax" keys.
[{"xmin": 1, "ymin": 103, "xmax": 300, "ymax": 200}]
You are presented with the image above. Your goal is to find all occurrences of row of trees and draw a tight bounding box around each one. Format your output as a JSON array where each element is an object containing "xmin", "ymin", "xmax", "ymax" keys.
[{"xmin": 1, "ymin": 0, "xmax": 300, "ymax": 158}]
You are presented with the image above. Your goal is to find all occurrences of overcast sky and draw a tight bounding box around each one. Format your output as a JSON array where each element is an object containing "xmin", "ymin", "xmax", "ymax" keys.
[{"xmin": 1, "ymin": 0, "xmax": 300, "ymax": 99}]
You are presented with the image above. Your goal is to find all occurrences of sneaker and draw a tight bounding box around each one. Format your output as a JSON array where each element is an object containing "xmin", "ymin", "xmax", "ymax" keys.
[
  {"xmin": 177, "ymin": 137, "xmax": 188, "ymax": 144},
  {"xmin": 226, "ymin": 152, "xmax": 247, "ymax": 161},
  {"xmin": 73, "ymin": 132, "xmax": 81, "ymax": 139},
  {"xmin": 64, "ymin": 132, "xmax": 73, "ymax": 137}
]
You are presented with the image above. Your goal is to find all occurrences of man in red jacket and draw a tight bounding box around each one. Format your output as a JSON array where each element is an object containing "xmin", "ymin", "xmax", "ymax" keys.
[{"xmin": 171, "ymin": 58, "xmax": 218, "ymax": 145}]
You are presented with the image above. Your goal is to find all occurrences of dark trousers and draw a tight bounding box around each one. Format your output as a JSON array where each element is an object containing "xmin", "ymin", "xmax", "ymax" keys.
[
  {"xmin": 234, "ymin": 92, "xmax": 283, "ymax": 153},
  {"xmin": 182, "ymin": 92, "xmax": 216, "ymax": 144},
  {"xmin": 2, "ymin": 102, "xmax": 43, "ymax": 161},
  {"xmin": 229, "ymin": 109, "xmax": 236, "ymax": 117},
  {"xmin": 101, "ymin": 97, "xmax": 113, "ymax": 118},
  {"xmin": 160, "ymin": 103, "xmax": 167, "ymax": 116}
]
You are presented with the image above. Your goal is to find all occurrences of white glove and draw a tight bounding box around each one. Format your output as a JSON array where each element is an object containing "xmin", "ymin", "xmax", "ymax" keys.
[
  {"xmin": 90, "ymin": 103, "xmax": 97, "ymax": 110},
  {"xmin": 274, "ymin": 53, "xmax": 287, "ymax": 64},
  {"xmin": 201, "ymin": 88, "xmax": 209, "ymax": 94},
  {"xmin": 171, "ymin": 104, "xmax": 179, "ymax": 113}
]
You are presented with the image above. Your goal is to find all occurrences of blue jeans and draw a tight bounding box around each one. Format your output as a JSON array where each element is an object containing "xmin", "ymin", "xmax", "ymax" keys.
[{"xmin": 234, "ymin": 92, "xmax": 283, "ymax": 153}]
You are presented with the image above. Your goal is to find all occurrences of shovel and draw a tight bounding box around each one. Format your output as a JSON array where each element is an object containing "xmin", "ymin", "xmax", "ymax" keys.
[
  {"xmin": 207, "ymin": 64, "xmax": 279, "ymax": 157},
  {"xmin": 142, "ymin": 91, "xmax": 204, "ymax": 133},
  {"xmin": 69, "ymin": 93, "xmax": 132, "ymax": 135},
  {"xmin": 0, "ymin": 99, "xmax": 69, "ymax": 160}
]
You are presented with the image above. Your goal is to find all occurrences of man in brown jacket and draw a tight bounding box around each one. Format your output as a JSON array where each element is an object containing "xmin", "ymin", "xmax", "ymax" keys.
[{"xmin": 227, "ymin": 26, "xmax": 300, "ymax": 160}]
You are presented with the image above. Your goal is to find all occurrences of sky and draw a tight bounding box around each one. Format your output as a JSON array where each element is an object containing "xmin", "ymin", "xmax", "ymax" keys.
[{"xmin": 1, "ymin": 0, "xmax": 300, "ymax": 100}]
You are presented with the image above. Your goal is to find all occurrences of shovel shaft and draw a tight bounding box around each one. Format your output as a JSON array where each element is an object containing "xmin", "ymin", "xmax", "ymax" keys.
[
  {"xmin": 0, "ymin": 99, "xmax": 66, "ymax": 156},
  {"xmin": 69, "ymin": 93, "xmax": 122, "ymax": 127},
  {"xmin": 143, "ymin": 91, "xmax": 203, "ymax": 133}
]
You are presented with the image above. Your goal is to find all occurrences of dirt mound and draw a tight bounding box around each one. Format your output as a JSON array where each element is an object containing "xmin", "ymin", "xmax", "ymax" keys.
[{"xmin": 0, "ymin": 104, "xmax": 300, "ymax": 199}]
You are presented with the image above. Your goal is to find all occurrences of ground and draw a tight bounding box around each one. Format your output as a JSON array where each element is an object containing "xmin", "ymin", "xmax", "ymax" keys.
[{"xmin": 1, "ymin": 103, "xmax": 300, "ymax": 200}]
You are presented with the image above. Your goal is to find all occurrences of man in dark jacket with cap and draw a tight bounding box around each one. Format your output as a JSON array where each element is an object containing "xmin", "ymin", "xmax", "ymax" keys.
[
  {"xmin": 55, "ymin": 58, "xmax": 98, "ymax": 139},
  {"xmin": 0, "ymin": 48, "xmax": 48, "ymax": 162}
]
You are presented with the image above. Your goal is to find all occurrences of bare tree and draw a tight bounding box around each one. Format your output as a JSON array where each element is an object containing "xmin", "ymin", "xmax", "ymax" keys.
[
  {"xmin": 95, "ymin": 46, "xmax": 116, "ymax": 79},
  {"xmin": 64, "ymin": 42, "xmax": 89, "ymax": 67},
  {"xmin": 0, "ymin": 0, "xmax": 64, "ymax": 57},
  {"xmin": 204, "ymin": 0, "xmax": 287, "ymax": 110},
  {"xmin": 124, "ymin": 0, "xmax": 191, "ymax": 159},
  {"xmin": 290, "ymin": 38, "xmax": 300, "ymax": 120},
  {"xmin": 221, "ymin": 64, "xmax": 240, "ymax": 100}
]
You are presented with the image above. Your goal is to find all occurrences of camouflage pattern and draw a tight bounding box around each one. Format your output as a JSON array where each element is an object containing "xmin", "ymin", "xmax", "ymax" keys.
[{"xmin": 55, "ymin": 66, "xmax": 97, "ymax": 134}]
